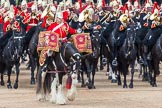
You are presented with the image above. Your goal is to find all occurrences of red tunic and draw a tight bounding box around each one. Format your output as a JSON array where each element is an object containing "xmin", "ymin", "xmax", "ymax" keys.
[
  {"xmin": 41, "ymin": 15, "xmax": 48, "ymax": 28},
  {"xmin": 81, "ymin": 4, "xmax": 93, "ymax": 13},
  {"xmin": 13, "ymin": 21, "xmax": 21, "ymax": 32},
  {"xmin": 0, "ymin": 14, "xmax": 3, "ymax": 24},
  {"xmin": 62, "ymin": 11, "xmax": 69, "ymax": 22},
  {"xmin": 26, "ymin": 16, "xmax": 39, "ymax": 32},
  {"xmin": 3, "ymin": 20, "xmax": 11, "ymax": 34},
  {"xmin": 27, "ymin": 2, "xmax": 34, "ymax": 8},
  {"xmin": 14, "ymin": 6, "xmax": 18, "ymax": 16},
  {"xmin": 20, "ymin": 10, "xmax": 31, "ymax": 24},
  {"xmin": 47, "ymin": 22, "xmax": 76, "ymax": 41}
]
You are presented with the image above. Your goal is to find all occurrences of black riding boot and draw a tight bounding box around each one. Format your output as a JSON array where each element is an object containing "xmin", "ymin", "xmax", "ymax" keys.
[
  {"xmin": 112, "ymin": 44, "xmax": 118, "ymax": 66},
  {"xmin": 22, "ymin": 51, "xmax": 27, "ymax": 61},
  {"xmin": 101, "ymin": 55, "xmax": 107, "ymax": 66},
  {"xmin": 147, "ymin": 52, "xmax": 152, "ymax": 60},
  {"xmin": 147, "ymin": 45, "xmax": 153, "ymax": 60},
  {"xmin": 143, "ymin": 45, "xmax": 148, "ymax": 66},
  {"xmin": 137, "ymin": 43, "xmax": 144, "ymax": 64}
]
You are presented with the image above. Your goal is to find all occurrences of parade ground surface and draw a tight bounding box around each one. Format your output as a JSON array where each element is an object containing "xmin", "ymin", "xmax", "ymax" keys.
[{"xmin": 0, "ymin": 63, "xmax": 162, "ymax": 108}]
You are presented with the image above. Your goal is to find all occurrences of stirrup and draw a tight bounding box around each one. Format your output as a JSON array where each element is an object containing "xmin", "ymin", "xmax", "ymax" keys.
[
  {"xmin": 102, "ymin": 58, "xmax": 107, "ymax": 65},
  {"xmin": 22, "ymin": 56, "xmax": 27, "ymax": 61},
  {"xmin": 139, "ymin": 58, "xmax": 144, "ymax": 64},
  {"xmin": 41, "ymin": 65, "xmax": 47, "ymax": 72},
  {"xmin": 112, "ymin": 59, "xmax": 118, "ymax": 66},
  {"xmin": 147, "ymin": 54, "xmax": 152, "ymax": 60}
]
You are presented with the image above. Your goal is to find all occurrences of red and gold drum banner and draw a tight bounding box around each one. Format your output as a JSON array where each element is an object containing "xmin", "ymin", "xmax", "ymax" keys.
[
  {"xmin": 39, "ymin": 49, "xmax": 47, "ymax": 66},
  {"xmin": 71, "ymin": 33, "xmax": 92, "ymax": 53},
  {"xmin": 37, "ymin": 31, "xmax": 59, "ymax": 52}
]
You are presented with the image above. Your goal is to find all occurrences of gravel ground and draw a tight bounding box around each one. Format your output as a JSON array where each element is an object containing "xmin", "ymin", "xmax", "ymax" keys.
[{"xmin": 0, "ymin": 63, "xmax": 162, "ymax": 108}]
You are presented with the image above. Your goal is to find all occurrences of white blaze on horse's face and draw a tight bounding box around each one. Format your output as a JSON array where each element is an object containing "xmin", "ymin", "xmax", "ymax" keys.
[{"xmin": 73, "ymin": 63, "xmax": 76, "ymax": 72}]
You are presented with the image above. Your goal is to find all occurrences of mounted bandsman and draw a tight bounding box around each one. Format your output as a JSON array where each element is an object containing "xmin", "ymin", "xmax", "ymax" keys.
[
  {"xmin": 41, "ymin": 4, "xmax": 56, "ymax": 29},
  {"xmin": 3, "ymin": 5, "xmax": 21, "ymax": 35},
  {"xmin": 78, "ymin": 6, "xmax": 98, "ymax": 33},
  {"xmin": 20, "ymin": 0, "xmax": 28, "ymax": 16},
  {"xmin": 132, "ymin": 0, "xmax": 140, "ymax": 21},
  {"xmin": 20, "ymin": 0, "xmax": 31, "ymax": 25},
  {"xmin": 111, "ymin": 0, "xmax": 121, "ymax": 19},
  {"xmin": 26, "ymin": 2, "xmax": 40, "ymax": 32},
  {"xmin": 37, "ymin": 0, "xmax": 43, "ymax": 12},
  {"xmin": 82, "ymin": 0, "xmax": 94, "ymax": 12},
  {"xmin": 3, "ymin": 1, "xmax": 11, "ymax": 34},
  {"xmin": 3, "ymin": 1, "xmax": 10, "ymax": 18},
  {"xmin": 46, "ymin": 8, "xmax": 77, "ymax": 42}
]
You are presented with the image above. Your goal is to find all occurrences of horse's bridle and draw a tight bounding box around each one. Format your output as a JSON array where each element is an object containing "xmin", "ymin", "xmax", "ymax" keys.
[{"xmin": 60, "ymin": 43, "xmax": 81, "ymax": 73}]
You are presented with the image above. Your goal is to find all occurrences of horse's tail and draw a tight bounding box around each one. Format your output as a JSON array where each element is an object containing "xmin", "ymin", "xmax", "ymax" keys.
[
  {"xmin": 36, "ymin": 66, "xmax": 42, "ymax": 95},
  {"xmin": 44, "ymin": 72, "xmax": 51, "ymax": 95},
  {"xmin": 36, "ymin": 66, "xmax": 51, "ymax": 94}
]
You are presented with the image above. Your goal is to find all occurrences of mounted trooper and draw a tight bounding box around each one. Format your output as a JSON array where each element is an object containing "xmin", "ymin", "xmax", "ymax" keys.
[
  {"xmin": 143, "ymin": 2, "xmax": 162, "ymax": 60},
  {"xmin": 112, "ymin": 5, "xmax": 130, "ymax": 66}
]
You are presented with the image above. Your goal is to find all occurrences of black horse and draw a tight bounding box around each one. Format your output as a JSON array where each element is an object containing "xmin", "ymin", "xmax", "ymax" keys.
[
  {"xmin": 0, "ymin": 16, "xmax": 25, "ymax": 87},
  {"xmin": 36, "ymin": 42, "xmax": 81, "ymax": 104},
  {"xmin": 117, "ymin": 25, "xmax": 137, "ymax": 88},
  {"xmin": 142, "ymin": 20, "xmax": 162, "ymax": 82},
  {"xmin": 135, "ymin": 13, "xmax": 150, "ymax": 80},
  {"xmin": 99, "ymin": 13, "xmax": 117, "ymax": 82},
  {"xmin": 15, "ymin": 15, "xmax": 28, "ymax": 62},
  {"xmin": 147, "ymin": 34, "xmax": 162, "ymax": 87},
  {"xmin": 80, "ymin": 27, "xmax": 101, "ymax": 89},
  {"xmin": 28, "ymin": 21, "xmax": 43, "ymax": 84},
  {"xmin": 2, "ymin": 31, "xmax": 24, "ymax": 89},
  {"xmin": 0, "ymin": 28, "xmax": 13, "ymax": 86}
]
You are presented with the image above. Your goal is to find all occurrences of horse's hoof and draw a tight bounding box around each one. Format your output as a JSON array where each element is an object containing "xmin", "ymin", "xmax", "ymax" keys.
[
  {"xmin": 30, "ymin": 79, "xmax": 35, "ymax": 85},
  {"xmin": 118, "ymin": 81, "xmax": 122, "ymax": 86},
  {"xmin": 96, "ymin": 68, "xmax": 98, "ymax": 71},
  {"xmin": 77, "ymin": 79, "xmax": 82, "ymax": 83},
  {"xmin": 111, "ymin": 79, "xmax": 117, "ymax": 83},
  {"xmin": 142, "ymin": 77, "xmax": 148, "ymax": 81},
  {"xmin": 138, "ymin": 74, "xmax": 142, "ymax": 78},
  {"xmin": 88, "ymin": 85, "xmax": 92, "ymax": 89},
  {"xmin": 12, "ymin": 70, "xmax": 15, "ymax": 74},
  {"xmin": 1, "ymin": 81, "xmax": 5, "ymax": 86},
  {"xmin": 129, "ymin": 83, "xmax": 133, "ymax": 88},
  {"xmin": 81, "ymin": 84, "xmax": 86, "ymax": 88},
  {"xmin": 87, "ymin": 83, "xmax": 93, "ymax": 89},
  {"xmin": 26, "ymin": 66, "xmax": 30, "ymax": 70},
  {"xmin": 7, "ymin": 84, "xmax": 12, "ymax": 89},
  {"xmin": 100, "ymin": 66, "xmax": 104, "ymax": 70},
  {"xmin": 14, "ymin": 83, "xmax": 18, "ymax": 89},
  {"xmin": 152, "ymin": 83, "xmax": 157, "ymax": 87},
  {"xmin": 156, "ymin": 71, "xmax": 160, "ymax": 76},
  {"xmin": 150, "ymin": 81, "xmax": 153, "ymax": 86},
  {"xmin": 92, "ymin": 85, "xmax": 96, "ymax": 89},
  {"xmin": 123, "ymin": 84, "xmax": 128, "ymax": 88},
  {"xmin": 108, "ymin": 76, "xmax": 112, "ymax": 80}
]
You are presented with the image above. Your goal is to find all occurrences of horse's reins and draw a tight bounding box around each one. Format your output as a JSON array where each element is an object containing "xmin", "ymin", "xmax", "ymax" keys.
[
  {"xmin": 47, "ymin": 43, "xmax": 77, "ymax": 73},
  {"xmin": 47, "ymin": 44, "xmax": 68, "ymax": 73}
]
